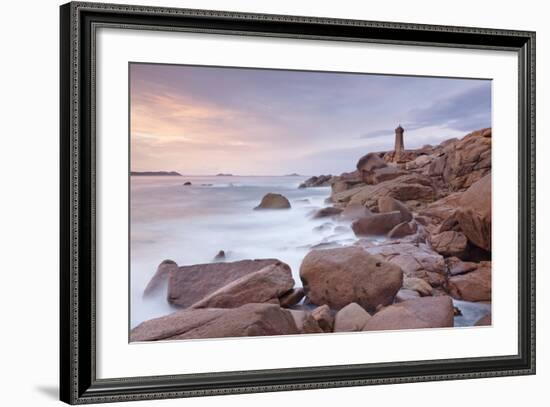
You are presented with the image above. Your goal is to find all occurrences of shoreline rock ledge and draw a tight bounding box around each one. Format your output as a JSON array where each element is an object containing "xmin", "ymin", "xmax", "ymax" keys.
[{"xmin": 131, "ymin": 303, "xmax": 299, "ymax": 341}]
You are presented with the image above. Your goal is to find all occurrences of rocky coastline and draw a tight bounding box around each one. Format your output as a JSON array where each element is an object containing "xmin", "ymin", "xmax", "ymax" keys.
[{"xmin": 131, "ymin": 127, "xmax": 492, "ymax": 342}]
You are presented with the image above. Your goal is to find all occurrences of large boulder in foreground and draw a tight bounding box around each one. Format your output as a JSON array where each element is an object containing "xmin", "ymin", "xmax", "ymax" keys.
[
  {"xmin": 254, "ymin": 193, "xmax": 291, "ymax": 209},
  {"xmin": 167, "ymin": 259, "xmax": 285, "ymax": 307},
  {"xmin": 130, "ymin": 303, "xmax": 299, "ymax": 341},
  {"xmin": 363, "ymin": 296, "xmax": 454, "ymax": 331},
  {"xmin": 455, "ymin": 174, "xmax": 491, "ymax": 251},
  {"xmin": 448, "ymin": 261, "xmax": 491, "ymax": 302},
  {"xmin": 334, "ymin": 303, "xmax": 371, "ymax": 332},
  {"xmin": 299, "ymin": 246, "xmax": 403, "ymax": 312},
  {"xmin": 190, "ymin": 263, "xmax": 295, "ymax": 309}
]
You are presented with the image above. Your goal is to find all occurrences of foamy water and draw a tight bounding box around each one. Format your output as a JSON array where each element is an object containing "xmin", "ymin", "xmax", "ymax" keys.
[{"xmin": 130, "ymin": 175, "xmax": 356, "ymax": 328}]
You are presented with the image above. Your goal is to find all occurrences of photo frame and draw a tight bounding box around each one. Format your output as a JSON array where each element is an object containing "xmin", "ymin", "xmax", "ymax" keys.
[{"xmin": 60, "ymin": 1, "xmax": 536, "ymax": 404}]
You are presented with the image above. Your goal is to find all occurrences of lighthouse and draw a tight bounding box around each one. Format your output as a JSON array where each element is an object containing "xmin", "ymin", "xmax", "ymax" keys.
[{"xmin": 394, "ymin": 124, "xmax": 404, "ymax": 154}]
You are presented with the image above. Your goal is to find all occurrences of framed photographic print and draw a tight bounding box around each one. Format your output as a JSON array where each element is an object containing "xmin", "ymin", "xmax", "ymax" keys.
[{"xmin": 60, "ymin": 1, "xmax": 536, "ymax": 404}]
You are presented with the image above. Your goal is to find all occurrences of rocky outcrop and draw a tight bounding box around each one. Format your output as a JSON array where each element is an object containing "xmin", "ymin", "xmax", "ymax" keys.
[
  {"xmin": 418, "ymin": 193, "xmax": 462, "ymax": 225},
  {"xmin": 363, "ymin": 296, "xmax": 454, "ymax": 331},
  {"xmin": 341, "ymin": 203, "xmax": 372, "ymax": 221},
  {"xmin": 288, "ymin": 310, "xmax": 323, "ymax": 334},
  {"xmin": 378, "ymin": 196, "xmax": 413, "ymax": 222},
  {"xmin": 254, "ymin": 193, "xmax": 291, "ymax": 209},
  {"xmin": 402, "ymin": 277, "xmax": 433, "ymax": 296},
  {"xmin": 445, "ymin": 257, "xmax": 478, "ymax": 276},
  {"xmin": 388, "ymin": 221, "xmax": 417, "ymax": 238},
  {"xmin": 475, "ymin": 312, "xmax": 492, "ymax": 326},
  {"xmin": 130, "ymin": 303, "xmax": 299, "ymax": 341},
  {"xmin": 365, "ymin": 166, "xmax": 408, "ymax": 185},
  {"xmin": 332, "ymin": 128, "xmax": 490, "ymax": 206},
  {"xmin": 332, "ymin": 173, "xmax": 437, "ymax": 210},
  {"xmin": 167, "ymin": 259, "xmax": 285, "ymax": 307},
  {"xmin": 429, "ymin": 230, "xmax": 468, "ymax": 257},
  {"xmin": 313, "ymin": 207, "xmax": 343, "ymax": 219},
  {"xmin": 143, "ymin": 259, "xmax": 178, "ymax": 297},
  {"xmin": 278, "ymin": 287, "xmax": 305, "ymax": 308},
  {"xmin": 448, "ymin": 261, "xmax": 491, "ymax": 302},
  {"xmin": 351, "ymin": 211, "xmax": 403, "ymax": 236},
  {"xmin": 330, "ymin": 171, "xmax": 364, "ymax": 194},
  {"xmin": 299, "ymin": 246, "xmax": 403, "ymax": 312},
  {"xmin": 334, "ymin": 303, "xmax": 371, "ymax": 332},
  {"xmin": 190, "ymin": 263, "xmax": 295, "ymax": 309},
  {"xmin": 455, "ymin": 174, "xmax": 491, "ymax": 251},
  {"xmin": 395, "ymin": 289, "xmax": 421, "ymax": 303},
  {"xmin": 405, "ymin": 154, "xmax": 433, "ymax": 170},
  {"xmin": 356, "ymin": 152, "xmax": 387, "ymax": 182},
  {"xmin": 428, "ymin": 128, "xmax": 491, "ymax": 192},
  {"xmin": 299, "ymin": 175, "xmax": 333, "ymax": 188},
  {"xmin": 360, "ymin": 242, "xmax": 447, "ymax": 288},
  {"xmin": 384, "ymin": 150, "xmax": 425, "ymax": 164},
  {"xmin": 311, "ymin": 305, "xmax": 335, "ymax": 332},
  {"xmin": 213, "ymin": 250, "xmax": 226, "ymax": 261},
  {"xmin": 302, "ymin": 314, "xmax": 325, "ymax": 333}
]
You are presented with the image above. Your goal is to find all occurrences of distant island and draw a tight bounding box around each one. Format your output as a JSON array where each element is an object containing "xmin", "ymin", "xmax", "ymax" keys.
[
  {"xmin": 216, "ymin": 173, "xmax": 233, "ymax": 177},
  {"xmin": 285, "ymin": 173, "xmax": 301, "ymax": 177},
  {"xmin": 131, "ymin": 171, "xmax": 181, "ymax": 176}
]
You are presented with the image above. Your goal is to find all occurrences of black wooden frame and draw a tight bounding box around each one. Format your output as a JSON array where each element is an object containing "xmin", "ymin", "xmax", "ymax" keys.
[{"xmin": 60, "ymin": 1, "xmax": 536, "ymax": 404}]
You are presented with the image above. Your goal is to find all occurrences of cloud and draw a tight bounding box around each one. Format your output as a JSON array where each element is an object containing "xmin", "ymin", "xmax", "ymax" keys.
[
  {"xmin": 130, "ymin": 63, "xmax": 492, "ymax": 175},
  {"xmin": 405, "ymin": 84, "xmax": 491, "ymax": 132},
  {"xmin": 359, "ymin": 129, "xmax": 394, "ymax": 139}
]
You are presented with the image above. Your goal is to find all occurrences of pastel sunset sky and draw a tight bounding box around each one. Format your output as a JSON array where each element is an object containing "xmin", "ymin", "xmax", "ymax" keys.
[{"xmin": 130, "ymin": 63, "xmax": 491, "ymax": 176}]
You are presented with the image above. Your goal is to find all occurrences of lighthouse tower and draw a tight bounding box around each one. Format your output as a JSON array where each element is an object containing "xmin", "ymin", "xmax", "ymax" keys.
[{"xmin": 394, "ymin": 124, "xmax": 405, "ymax": 155}]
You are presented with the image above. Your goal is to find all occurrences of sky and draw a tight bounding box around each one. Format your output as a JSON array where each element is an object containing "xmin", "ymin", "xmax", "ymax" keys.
[{"xmin": 130, "ymin": 63, "xmax": 491, "ymax": 176}]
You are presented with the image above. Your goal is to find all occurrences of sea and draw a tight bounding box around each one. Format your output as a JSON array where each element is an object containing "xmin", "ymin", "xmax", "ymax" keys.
[{"xmin": 130, "ymin": 175, "xmax": 490, "ymax": 329}]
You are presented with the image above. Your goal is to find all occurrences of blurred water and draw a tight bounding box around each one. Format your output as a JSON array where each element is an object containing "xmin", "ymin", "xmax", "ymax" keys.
[
  {"xmin": 453, "ymin": 299, "xmax": 491, "ymax": 327},
  {"xmin": 130, "ymin": 175, "xmax": 356, "ymax": 328}
]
